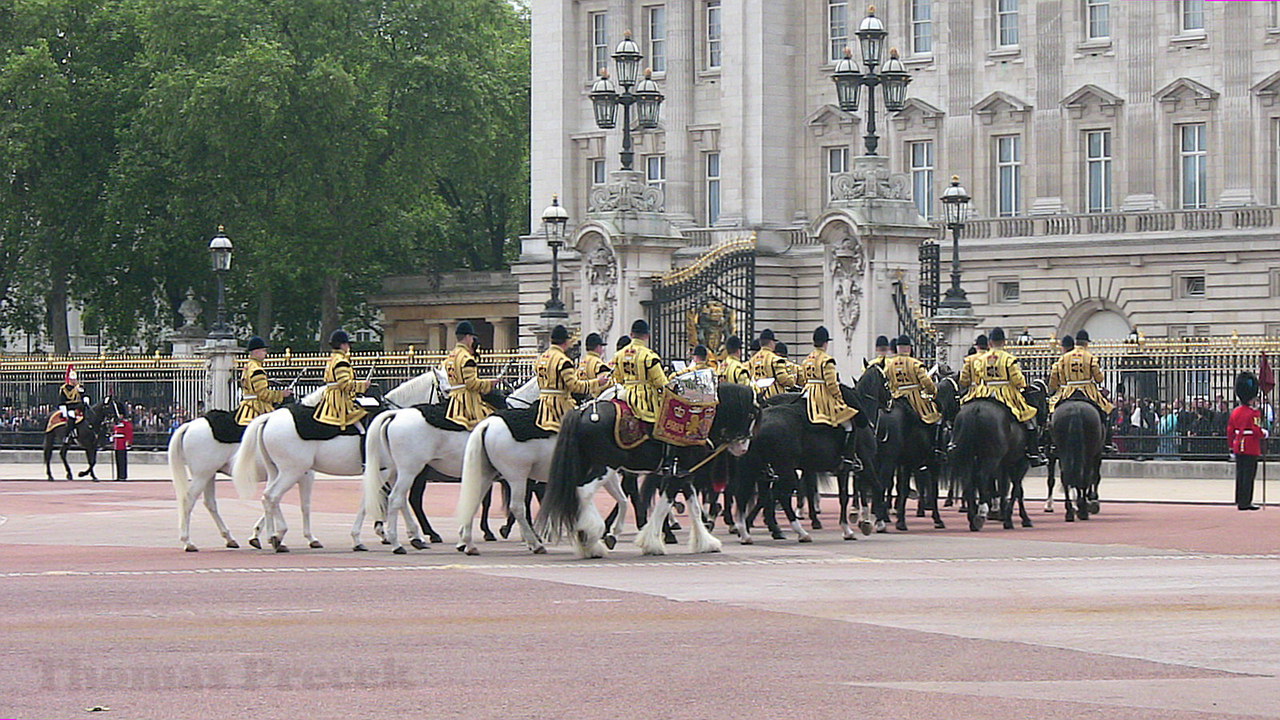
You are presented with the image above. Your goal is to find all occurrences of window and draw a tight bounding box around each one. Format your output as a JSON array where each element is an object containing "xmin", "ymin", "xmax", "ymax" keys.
[
  {"xmin": 1085, "ymin": 129, "xmax": 1112, "ymax": 213},
  {"xmin": 646, "ymin": 6, "xmax": 667, "ymax": 73},
  {"xmin": 825, "ymin": 146, "xmax": 850, "ymax": 201},
  {"xmin": 909, "ymin": 140, "xmax": 935, "ymax": 219},
  {"xmin": 1085, "ymin": 0, "xmax": 1110, "ymax": 39},
  {"xmin": 1180, "ymin": 274, "xmax": 1206, "ymax": 298},
  {"xmin": 829, "ymin": 0, "xmax": 849, "ymax": 61},
  {"xmin": 1179, "ymin": 123, "xmax": 1207, "ymax": 209},
  {"xmin": 706, "ymin": 152, "xmax": 721, "ymax": 225},
  {"xmin": 997, "ymin": 281, "xmax": 1021, "ymax": 304},
  {"xmin": 1270, "ymin": 2, "xmax": 1280, "ymax": 30},
  {"xmin": 1274, "ymin": 120, "xmax": 1280, "ymax": 204},
  {"xmin": 911, "ymin": 0, "xmax": 933, "ymax": 54},
  {"xmin": 996, "ymin": 0, "xmax": 1019, "ymax": 47},
  {"xmin": 589, "ymin": 12, "xmax": 609, "ymax": 76},
  {"xmin": 1180, "ymin": 0, "xmax": 1205, "ymax": 33},
  {"xmin": 995, "ymin": 134, "xmax": 1023, "ymax": 217},
  {"xmin": 590, "ymin": 158, "xmax": 606, "ymax": 186},
  {"xmin": 706, "ymin": 1, "xmax": 722, "ymax": 70},
  {"xmin": 645, "ymin": 154, "xmax": 666, "ymax": 190},
  {"xmin": 1269, "ymin": 268, "xmax": 1280, "ymax": 297}
]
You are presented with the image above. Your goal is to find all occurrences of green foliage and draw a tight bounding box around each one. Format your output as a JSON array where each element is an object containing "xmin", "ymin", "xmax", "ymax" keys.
[{"xmin": 0, "ymin": 0, "xmax": 530, "ymax": 350}]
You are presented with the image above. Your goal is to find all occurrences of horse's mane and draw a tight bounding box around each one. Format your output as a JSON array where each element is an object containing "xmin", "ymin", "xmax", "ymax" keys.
[
  {"xmin": 300, "ymin": 387, "xmax": 324, "ymax": 407},
  {"xmin": 386, "ymin": 370, "xmax": 440, "ymax": 406},
  {"xmin": 712, "ymin": 382, "xmax": 758, "ymax": 436}
]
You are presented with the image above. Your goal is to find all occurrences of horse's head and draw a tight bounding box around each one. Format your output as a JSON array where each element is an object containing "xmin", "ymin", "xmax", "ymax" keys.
[
  {"xmin": 936, "ymin": 375, "xmax": 960, "ymax": 422},
  {"xmin": 712, "ymin": 382, "xmax": 759, "ymax": 456},
  {"xmin": 853, "ymin": 364, "xmax": 890, "ymax": 414},
  {"xmin": 386, "ymin": 368, "xmax": 443, "ymax": 407},
  {"xmin": 506, "ymin": 376, "xmax": 540, "ymax": 408},
  {"xmin": 1026, "ymin": 379, "xmax": 1049, "ymax": 422}
]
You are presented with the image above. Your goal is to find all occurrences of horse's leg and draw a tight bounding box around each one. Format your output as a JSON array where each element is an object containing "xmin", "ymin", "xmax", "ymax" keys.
[
  {"xmin": 60, "ymin": 437, "xmax": 74, "ymax": 481},
  {"xmin": 634, "ymin": 473, "xmax": 672, "ymax": 556},
  {"xmin": 201, "ymin": 477, "xmax": 239, "ymax": 549},
  {"xmin": 480, "ymin": 486, "xmax": 496, "ymax": 541},
  {"xmin": 685, "ymin": 481, "xmax": 722, "ymax": 554},
  {"xmin": 508, "ymin": 478, "xmax": 546, "ymax": 554},
  {"xmin": 804, "ymin": 472, "xmax": 823, "ymax": 530},
  {"xmin": 498, "ymin": 481, "xmax": 517, "ymax": 539},
  {"xmin": 926, "ymin": 460, "xmax": 945, "ymax": 530},
  {"xmin": 836, "ymin": 466, "xmax": 856, "ymax": 540},
  {"xmin": 179, "ymin": 472, "xmax": 204, "ymax": 552},
  {"xmin": 894, "ymin": 465, "xmax": 911, "ymax": 532},
  {"xmin": 1044, "ymin": 454, "xmax": 1057, "ymax": 512},
  {"xmin": 776, "ymin": 469, "xmax": 811, "ymax": 543},
  {"xmin": 758, "ymin": 477, "xmax": 785, "ymax": 539},
  {"xmin": 1016, "ymin": 479, "xmax": 1033, "ymax": 528},
  {"xmin": 43, "ymin": 434, "xmax": 55, "ymax": 481},
  {"xmin": 261, "ymin": 473, "xmax": 296, "ymax": 552},
  {"xmin": 295, "ymin": 471, "xmax": 322, "ymax": 549},
  {"xmin": 81, "ymin": 440, "xmax": 98, "ymax": 480},
  {"xmin": 1000, "ymin": 473, "xmax": 1016, "ymax": 530},
  {"xmin": 1063, "ymin": 481, "xmax": 1076, "ymax": 522},
  {"xmin": 601, "ymin": 470, "xmax": 629, "ymax": 549},
  {"xmin": 408, "ymin": 470, "xmax": 442, "ymax": 544}
]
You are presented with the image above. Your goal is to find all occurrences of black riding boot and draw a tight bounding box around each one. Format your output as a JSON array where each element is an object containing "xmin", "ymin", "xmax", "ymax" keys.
[
  {"xmin": 840, "ymin": 428, "xmax": 862, "ymax": 474},
  {"xmin": 1024, "ymin": 422, "xmax": 1047, "ymax": 467},
  {"xmin": 1102, "ymin": 410, "xmax": 1117, "ymax": 454}
]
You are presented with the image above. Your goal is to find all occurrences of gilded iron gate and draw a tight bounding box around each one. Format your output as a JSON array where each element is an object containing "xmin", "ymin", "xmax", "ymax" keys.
[
  {"xmin": 918, "ymin": 240, "xmax": 940, "ymax": 317},
  {"xmin": 645, "ymin": 238, "xmax": 755, "ymax": 361}
]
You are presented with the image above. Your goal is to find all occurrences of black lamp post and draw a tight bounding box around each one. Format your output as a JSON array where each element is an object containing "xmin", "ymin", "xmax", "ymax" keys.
[
  {"xmin": 208, "ymin": 225, "xmax": 233, "ymax": 338},
  {"xmin": 540, "ymin": 196, "xmax": 570, "ymax": 321},
  {"xmin": 939, "ymin": 176, "xmax": 971, "ymax": 310},
  {"xmin": 589, "ymin": 31, "xmax": 665, "ymax": 171},
  {"xmin": 830, "ymin": 5, "xmax": 912, "ymax": 156}
]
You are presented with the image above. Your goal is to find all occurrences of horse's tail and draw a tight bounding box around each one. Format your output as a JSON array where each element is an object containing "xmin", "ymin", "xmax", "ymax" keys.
[
  {"xmin": 456, "ymin": 416, "xmax": 497, "ymax": 535},
  {"xmin": 950, "ymin": 407, "xmax": 979, "ymax": 495},
  {"xmin": 232, "ymin": 414, "xmax": 269, "ymax": 500},
  {"xmin": 1058, "ymin": 407, "xmax": 1085, "ymax": 492},
  {"xmin": 536, "ymin": 408, "xmax": 586, "ymax": 543},
  {"xmin": 361, "ymin": 410, "xmax": 396, "ymax": 522},
  {"xmin": 168, "ymin": 420, "xmax": 192, "ymax": 513}
]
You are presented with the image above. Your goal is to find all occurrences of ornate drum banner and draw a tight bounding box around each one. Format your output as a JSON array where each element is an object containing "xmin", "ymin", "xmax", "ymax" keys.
[{"xmin": 653, "ymin": 389, "xmax": 718, "ymax": 448}]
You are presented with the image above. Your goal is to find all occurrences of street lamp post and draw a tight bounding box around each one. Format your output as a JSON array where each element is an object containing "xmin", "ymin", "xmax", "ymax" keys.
[
  {"xmin": 208, "ymin": 225, "xmax": 233, "ymax": 339},
  {"xmin": 939, "ymin": 176, "xmax": 972, "ymax": 310},
  {"xmin": 540, "ymin": 196, "xmax": 570, "ymax": 322},
  {"xmin": 830, "ymin": 6, "xmax": 912, "ymax": 156},
  {"xmin": 589, "ymin": 31, "xmax": 665, "ymax": 171}
]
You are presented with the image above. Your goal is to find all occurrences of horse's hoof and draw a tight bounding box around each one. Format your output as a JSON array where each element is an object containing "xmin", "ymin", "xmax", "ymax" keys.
[
  {"xmin": 91, "ymin": 477, "xmax": 100, "ymax": 483},
  {"xmin": 184, "ymin": 545, "xmax": 198, "ymax": 552},
  {"xmin": 309, "ymin": 540, "xmax": 323, "ymax": 549},
  {"xmin": 499, "ymin": 525, "xmax": 512, "ymax": 539},
  {"xmin": 843, "ymin": 529, "xmax": 857, "ymax": 541},
  {"xmin": 455, "ymin": 544, "xmax": 466, "ymax": 553},
  {"xmin": 465, "ymin": 546, "xmax": 481, "ymax": 556},
  {"xmin": 248, "ymin": 538, "xmax": 262, "ymax": 549},
  {"xmin": 603, "ymin": 534, "xmax": 617, "ymax": 550},
  {"xmin": 858, "ymin": 521, "xmax": 873, "ymax": 536},
  {"xmin": 226, "ymin": 540, "xmax": 240, "ymax": 549},
  {"xmin": 811, "ymin": 519, "xmax": 823, "ymax": 530},
  {"xmin": 943, "ymin": 499, "xmax": 953, "ymax": 507},
  {"xmin": 1003, "ymin": 521, "xmax": 1015, "ymax": 530},
  {"xmin": 739, "ymin": 535, "xmax": 753, "ymax": 545},
  {"xmin": 669, "ymin": 520, "xmax": 683, "ymax": 531},
  {"xmin": 380, "ymin": 538, "xmax": 391, "ymax": 545},
  {"xmin": 410, "ymin": 538, "xmax": 428, "ymax": 550},
  {"xmin": 798, "ymin": 534, "xmax": 813, "ymax": 544},
  {"xmin": 1022, "ymin": 519, "xmax": 1034, "ymax": 528},
  {"xmin": 895, "ymin": 521, "xmax": 909, "ymax": 532},
  {"xmin": 728, "ymin": 526, "xmax": 739, "ymax": 536},
  {"xmin": 770, "ymin": 530, "xmax": 786, "ymax": 540},
  {"xmin": 353, "ymin": 544, "xmax": 368, "ymax": 552},
  {"xmin": 429, "ymin": 533, "xmax": 443, "ymax": 544},
  {"xmin": 934, "ymin": 520, "xmax": 946, "ymax": 530},
  {"xmin": 1089, "ymin": 502, "xmax": 1100, "ymax": 514},
  {"xmin": 672, "ymin": 501, "xmax": 686, "ymax": 514},
  {"xmin": 275, "ymin": 545, "xmax": 290, "ymax": 553},
  {"xmin": 915, "ymin": 509, "xmax": 926, "ymax": 518},
  {"xmin": 268, "ymin": 536, "xmax": 280, "ymax": 549},
  {"xmin": 874, "ymin": 521, "xmax": 887, "ymax": 534},
  {"xmin": 483, "ymin": 532, "xmax": 497, "ymax": 542},
  {"xmin": 393, "ymin": 546, "xmax": 407, "ymax": 555},
  {"xmin": 532, "ymin": 546, "xmax": 548, "ymax": 555},
  {"xmin": 663, "ymin": 532, "xmax": 678, "ymax": 545}
]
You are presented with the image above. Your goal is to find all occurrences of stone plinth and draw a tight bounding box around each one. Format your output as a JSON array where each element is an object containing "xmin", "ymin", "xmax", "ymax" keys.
[{"xmin": 195, "ymin": 338, "xmax": 240, "ymax": 412}]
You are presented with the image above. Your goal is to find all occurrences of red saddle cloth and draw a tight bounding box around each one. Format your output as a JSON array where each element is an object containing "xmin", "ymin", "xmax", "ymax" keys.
[
  {"xmin": 611, "ymin": 399, "xmax": 650, "ymax": 450},
  {"xmin": 653, "ymin": 389, "xmax": 718, "ymax": 448}
]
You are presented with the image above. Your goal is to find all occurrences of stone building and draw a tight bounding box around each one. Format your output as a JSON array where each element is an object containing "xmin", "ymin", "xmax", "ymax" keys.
[
  {"xmin": 372, "ymin": 271, "xmax": 520, "ymax": 351},
  {"xmin": 520, "ymin": 0, "xmax": 1280, "ymax": 367}
]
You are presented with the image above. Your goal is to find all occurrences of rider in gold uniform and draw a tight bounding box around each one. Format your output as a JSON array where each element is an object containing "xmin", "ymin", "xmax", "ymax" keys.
[
  {"xmin": 613, "ymin": 319, "xmax": 668, "ymax": 424},
  {"xmin": 536, "ymin": 325, "xmax": 610, "ymax": 432},
  {"xmin": 884, "ymin": 335, "xmax": 941, "ymax": 425},
  {"xmin": 749, "ymin": 329, "xmax": 796, "ymax": 400},
  {"xmin": 235, "ymin": 336, "xmax": 292, "ymax": 425},
  {"xmin": 578, "ymin": 333, "xmax": 611, "ymax": 386},
  {"xmin": 1048, "ymin": 330, "xmax": 1116, "ymax": 452},
  {"xmin": 314, "ymin": 330, "xmax": 368, "ymax": 431},
  {"xmin": 718, "ymin": 335, "xmax": 753, "ymax": 386},
  {"xmin": 959, "ymin": 327, "xmax": 1046, "ymax": 466},
  {"xmin": 802, "ymin": 326, "xmax": 857, "ymax": 428},
  {"xmin": 444, "ymin": 321, "xmax": 495, "ymax": 430}
]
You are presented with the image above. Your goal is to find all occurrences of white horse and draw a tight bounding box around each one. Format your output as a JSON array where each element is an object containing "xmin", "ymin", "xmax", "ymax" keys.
[
  {"xmin": 232, "ymin": 372, "xmax": 440, "ymax": 552},
  {"xmin": 361, "ymin": 377, "xmax": 541, "ymax": 554},
  {"xmin": 168, "ymin": 417, "xmax": 243, "ymax": 552}
]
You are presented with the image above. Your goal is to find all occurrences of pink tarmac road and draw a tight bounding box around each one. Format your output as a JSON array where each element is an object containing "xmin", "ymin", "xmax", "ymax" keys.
[{"xmin": 2, "ymin": 478, "xmax": 1279, "ymax": 719}]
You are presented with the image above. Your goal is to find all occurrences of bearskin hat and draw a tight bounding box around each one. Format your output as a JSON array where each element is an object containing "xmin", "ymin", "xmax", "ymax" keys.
[{"xmin": 1236, "ymin": 371, "xmax": 1260, "ymax": 406}]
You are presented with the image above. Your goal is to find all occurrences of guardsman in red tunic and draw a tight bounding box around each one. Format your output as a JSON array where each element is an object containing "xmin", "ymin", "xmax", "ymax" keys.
[{"xmin": 1227, "ymin": 371, "xmax": 1267, "ymax": 511}]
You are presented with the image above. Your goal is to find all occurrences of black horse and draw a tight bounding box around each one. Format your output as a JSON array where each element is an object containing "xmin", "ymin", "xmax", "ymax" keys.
[
  {"xmin": 537, "ymin": 382, "xmax": 758, "ymax": 558},
  {"xmin": 950, "ymin": 397, "xmax": 1035, "ymax": 531},
  {"xmin": 871, "ymin": 365, "xmax": 945, "ymax": 532},
  {"xmin": 1048, "ymin": 399, "xmax": 1104, "ymax": 521},
  {"xmin": 43, "ymin": 399, "xmax": 117, "ymax": 482}
]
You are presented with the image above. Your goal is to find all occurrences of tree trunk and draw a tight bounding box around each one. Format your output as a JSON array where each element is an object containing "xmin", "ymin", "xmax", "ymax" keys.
[
  {"xmin": 46, "ymin": 266, "xmax": 70, "ymax": 354},
  {"xmin": 256, "ymin": 286, "xmax": 274, "ymax": 339},
  {"xmin": 320, "ymin": 274, "xmax": 340, "ymax": 347}
]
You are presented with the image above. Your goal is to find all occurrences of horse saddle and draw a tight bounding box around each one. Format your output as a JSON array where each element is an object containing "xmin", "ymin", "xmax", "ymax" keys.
[
  {"xmin": 289, "ymin": 403, "xmax": 384, "ymax": 441},
  {"xmin": 611, "ymin": 399, "xmax": 650, "ymax": 450},
  {"xmin": 205, "ymin": 410, "xmax": 246, "ymax": 444},
  {"xmin": 414, "ymin": 402, "xmax": 468, "ymax": 432},
  {"xmin": 495, "ymin": 401, "xmax": 554, "ymax": 443}
]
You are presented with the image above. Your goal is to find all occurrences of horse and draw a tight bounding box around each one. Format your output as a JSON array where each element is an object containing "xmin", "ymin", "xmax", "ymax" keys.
[
  {"xmin": 537, "ymin": 382, "xmax": 758, "ymax": 558},
  {"xmin": 361, "ymin": 376, "xmax": 540, "ymax": 554},
  {"xmin": 1048, "ymin": 399, "xmax": 1104, "ymax": 522},
  {"xmin": 232, "ymin": 371, "xmax": 442, "ymax": 552},
  {"xmin": 43, "ymin": 399, "xmax": 116, "ymax": 482},
  {"xmin": 730, "ymin": 377, "xmax": 879, "ymax": 544},
  {"xmin": 950, "ymin": 398, "xmax": 1034, "ymax": 531},
  {"xmin": 872, "ymin": 366, "xmax": 945, "ymax": 532}
]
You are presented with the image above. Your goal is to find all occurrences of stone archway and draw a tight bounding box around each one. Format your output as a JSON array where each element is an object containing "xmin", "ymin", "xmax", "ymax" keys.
[{"xmin": 1060, "ymin": 298, "xmax": 1131, "ymax": 340}]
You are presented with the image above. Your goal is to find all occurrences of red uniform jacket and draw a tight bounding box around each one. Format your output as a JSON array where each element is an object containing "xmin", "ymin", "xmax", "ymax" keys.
[
  {"xmin": 1226, "ymin": 406, "xmax": 1266, "ymax": 456},
  {"xmin": 112, "ymin": 420, "xmax": 134, "ymax": 451}
]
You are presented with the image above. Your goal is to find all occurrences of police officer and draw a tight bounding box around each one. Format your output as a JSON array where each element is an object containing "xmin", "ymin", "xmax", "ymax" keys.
[
  {"xmin": 803, "ymin": 326, "xmax": 858, "ymax": 429},
  {"xmin": 613, "ymin": 319, "xmax": 667, "ymax": 424},
  {"xmin": 536, "ymin": 325, "xmax": 610, "ymax": 432},
  {"xmin": 235, "ymin": 336, "xmax": 292, "ymax": 426},
  {"xmin": 444, "ymin": 321, "xmax": 495, "ymax": 430},
  {"xmin": 314, "ymin": 330, "xmax": 368, "ymax": 431},
  {"xmin": 750, "ymin": 329, "xmax": 796, "ymax": 400},
  {"xmin": 960, "ymin": 327, "xmax": 1046, "ymax": 466},
  {"xmin": 718, "ymin": 335, "xmax": 752, "ymax": 386}
]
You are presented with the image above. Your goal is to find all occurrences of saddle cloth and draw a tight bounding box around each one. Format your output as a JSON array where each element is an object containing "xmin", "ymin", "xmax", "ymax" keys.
[
  {"xmin": 495, "ymin": 401, "xmax": 554, "ymax": 443},
  {"xmin": 612, "ymin": 399, "xmax": 650, "ymax": 450},
  {"xmin": 205, "ymin": 410, "xmax": 246, "ymax": 444},
  {"xmin": 414, "ymin": 402, "xmax": 467, "ymax": 433},
  {"xmin": 653, "ymin": 388, "xmax": 718, "ymax": 448},
  {"xmin": 290, "ymin": 403, "xmax": 364, "ymax": 440},
  {"xmin": 45, "ymin": 411, "xmax": 82, "ymax": 434}
]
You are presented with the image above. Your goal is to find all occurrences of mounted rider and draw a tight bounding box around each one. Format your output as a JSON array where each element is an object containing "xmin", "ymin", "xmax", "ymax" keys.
[
  {"xmin": 718, "ymin": 335, "xmax": 753, "ymax": 386},
  {"xmin": 57, "ymin": 365, "xmax": 86, "ymax": 436},
  {"xmin": 1048, "ymin": 330, "xmax": 1116, "ymax": 453},
  {"xmin": 314, "ymin": 330, "xmax": 369, "ymax": 432},
  {"xmin": 959, "ymin": 327, "xmax": 1047, "ymax": 466},
  {"xmin": 750, "ymin": 329, "xmax": 796, "ymax": 400},
  {"xmin": 578, "ymin": 332, "xmax": 611, "ymax": 384},
  {"xmin": 867, "ymin": 335, "xmax": 892, "ymax": 370},
  {"xmin": 884, "ymin": 335, "xmax": 941, "ymax": 425},
  {"xmin": 688, "ymin": 345, "xmax": 715, "ymax": 373},
  {"xmin": 536, "ymin": 325, "xmax": 610, "ymax": 432},
  {"xmin": 613, "ymin": 319, "xmax": 668, "ymax": 424},
  {"xmin": 802, "ymin": 326, "xmax": 858, "ymax": 429},
  {"xmin": 235, "ymin": 336, "xmax": 293, "ymax": 426},
  {"xmin": 775, "ymin": 342, "xmax": 804, "ymax": 387},
  {"xmin": 444, "ymin": 321, "xmax": 496, "ymax": 430}
]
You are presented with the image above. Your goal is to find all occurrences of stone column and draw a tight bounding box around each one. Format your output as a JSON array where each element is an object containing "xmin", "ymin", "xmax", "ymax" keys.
[
  {"xmin": 196, "ymin": 338, "xmax": 240, "ymax": 412},
  {"xmin": 662, "ymin": 0, "xmax": 695, "ymax": 225},
  {"xmin": 931, "ymin": 310, "xmax": 982, "ymax": 375},
  {"xmin": 434, "ymin": 323, "xmax": 450, "ymax": 351},
  {"xmin": 490, "ymin": 318, "xmax": 517, "ymax": 351}
]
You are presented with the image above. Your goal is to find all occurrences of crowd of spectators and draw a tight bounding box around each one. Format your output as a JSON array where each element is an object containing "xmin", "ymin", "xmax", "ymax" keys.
[
  {"xmin": 0, "ymin": 401, "xmax": 195, "ymax": 449},
  {"xmin": 1110, "ymin": 394, "xmax": 1277, "ymax": 459}
]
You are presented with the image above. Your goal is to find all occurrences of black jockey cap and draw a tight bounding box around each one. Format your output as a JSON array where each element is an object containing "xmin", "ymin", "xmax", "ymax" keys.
[
  {"xmin": 813, "ymin": 326, "xmax": 831, "ymax": 346},
  {"xmin": 551, "ymin": 325, "xmax": 570, "ymax": 344},
  {"xmin": 989, "ymin": 327, "xmax": 1007, "ymax": 343},
  {"xmin": 875, "ymin": 335, "xmax": 890, "ymax": 349},
  {"xmin": 585, "ymin": 332, "xmax": 604, "ymax": 350},
  {"xmin": 1074, "ymin": 329, "xmax": 1091, "ymax": 344},
  {"xmin": 759, "ymin": 328, "xmax": 776, "ymax": 342},
  {"xmin": 617, "ymin": 335, "xmax": 632, "ymax": 351},
  {"xmin": 897, "ymin": 334, "xmax": 914, "ymax": 348},
  {"xmin": 329, "ymin": 329, "xmax": 351, "ymax": 348},
  {"xmin": 726, "ymin": 335, "xmax": 743, "ymax": 353},
  {"xmin": 456, "ymin": 320, "xmax": 477, "ymax": 338},
  {"xmin": 975, "ymin": 334, "xmax": 989, "ymax": 349},
  {"xmin": 1060, "ymin": 335, "xmax": 1075, "ymax": 351},
  {"xmin": 748, "ymin": 338, "xmax": 761, "ymax": 353},
  {"xmin": 1236, "ymin": 371, "xmax": 1260, "ymax": 405},
  {"xmin": 631, "ymin": 318, "xmax": 650, "ymax": 336},
  {"xmin": 246, "ymin": 336, "xmax": 268, "ymax": 352},
  {"xmin": 693, "ymin": 345, "xmax": 709, "ymax": 360},
  {"xmin": 775, "ymin": 341, "xmax": 789, "ymax": 358}
]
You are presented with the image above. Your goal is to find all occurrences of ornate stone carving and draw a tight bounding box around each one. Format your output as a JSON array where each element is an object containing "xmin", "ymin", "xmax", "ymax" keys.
[
  {"xmin": 589, "ymin": 173, "xmax": 665, "ymax": 213},
  {"xmin": 586, "ymin": 243, "xmax": 617, "ymax": 336},
  {"xmin": 830, "ymin": 165, "xmax": 910, "ymax": 203},
  {"xmin": 831, "ymin": 235, "xmax": 865, "ymax": 347},
  {"xmin": 177, "ymin": 288, "xmax": 203, "ymax": 330},
  {"xmin": 686, "ymin": 300, "xmax": 734, "ymax": 356}
]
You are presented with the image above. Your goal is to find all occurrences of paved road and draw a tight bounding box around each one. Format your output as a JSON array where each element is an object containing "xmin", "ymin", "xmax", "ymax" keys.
[{"xmin": 1, "ymin": 479, "xmax": 1278, "ymax": 719}]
